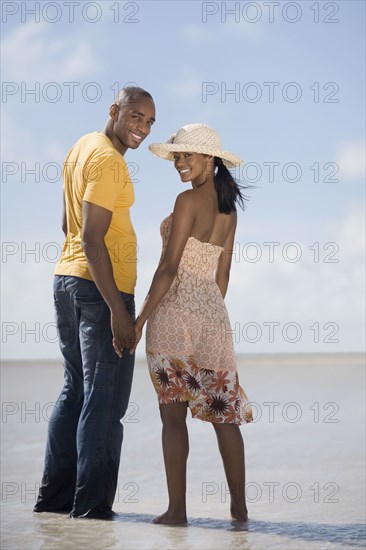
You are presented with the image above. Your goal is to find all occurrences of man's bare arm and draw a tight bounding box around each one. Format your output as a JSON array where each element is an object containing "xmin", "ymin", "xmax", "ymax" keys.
[
  {"xmin": 82, "ymin": 201, "xmax": 134, "ymax": 355},
  {"xmin": 62, "ymin": 192, "xmax": 67, "ymax": 237}
]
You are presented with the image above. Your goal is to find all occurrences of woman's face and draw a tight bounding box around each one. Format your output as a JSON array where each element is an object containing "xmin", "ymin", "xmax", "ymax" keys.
[{"xmin": 173, "ymin": 152, "xmax": 214, "ymax": 186}]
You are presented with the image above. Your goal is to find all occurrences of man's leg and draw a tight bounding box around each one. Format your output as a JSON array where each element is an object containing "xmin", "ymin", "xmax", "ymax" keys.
[
  {"xmin": 70, "ymin": 286, "xmax": 135, "ymax": 518},
  {"xmin": 34, "ymin": 276, "xmax": 84, "ymax": 513}
]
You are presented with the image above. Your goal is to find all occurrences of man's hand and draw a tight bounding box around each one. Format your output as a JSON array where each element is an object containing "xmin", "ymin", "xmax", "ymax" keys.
[{"xmin": 111, "ymin": 306, "xmax": 135, "ymax": 357}]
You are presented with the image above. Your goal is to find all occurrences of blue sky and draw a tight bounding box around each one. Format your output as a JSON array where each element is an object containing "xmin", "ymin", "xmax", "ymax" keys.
[{"xmin": 1, "ymin": 0, "xmax": 365, "ymax": 359}]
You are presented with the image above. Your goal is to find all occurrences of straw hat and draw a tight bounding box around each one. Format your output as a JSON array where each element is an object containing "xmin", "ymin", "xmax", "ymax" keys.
[{"xmin": 148, "ymin": 123, "xmax": 244, "ymax": 168}]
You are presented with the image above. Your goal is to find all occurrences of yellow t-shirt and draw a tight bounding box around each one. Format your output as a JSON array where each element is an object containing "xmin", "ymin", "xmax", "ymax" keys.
[{"xmin": 55, "ymin": 132, "xmax": 137, "ymax": 294}]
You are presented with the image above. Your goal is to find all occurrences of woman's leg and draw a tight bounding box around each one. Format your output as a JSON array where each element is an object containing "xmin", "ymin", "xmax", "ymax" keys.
[
  {"xmin": 154, "ymin": 402, "xmax": 189, "ymax": 525},
  {"xmin": 213, "ymin": 423, "xmax": 248, "ymax": 521}
]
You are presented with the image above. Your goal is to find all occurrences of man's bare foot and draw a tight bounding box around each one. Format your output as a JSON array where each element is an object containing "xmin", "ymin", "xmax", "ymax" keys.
[{"xmin": 152, "ymin": 511, "xmax": 187, "ymax": 526}]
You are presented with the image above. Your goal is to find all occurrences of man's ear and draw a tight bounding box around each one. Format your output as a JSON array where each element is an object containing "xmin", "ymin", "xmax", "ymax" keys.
[{"xmin": 109, "ymin": 103, "xmax": 119, "ymax": 120}]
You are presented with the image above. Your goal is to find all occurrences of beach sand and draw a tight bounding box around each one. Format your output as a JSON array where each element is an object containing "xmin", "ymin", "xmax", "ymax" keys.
[{"xmin": 1, "ymin": 353, "xmax": 365, "ymax": 549}]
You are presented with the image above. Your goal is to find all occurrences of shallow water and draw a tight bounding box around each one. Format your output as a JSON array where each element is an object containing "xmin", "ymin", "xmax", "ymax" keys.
[{"xmin": 1, "ymin": 353, "xmax": 365, "ymax": 549}]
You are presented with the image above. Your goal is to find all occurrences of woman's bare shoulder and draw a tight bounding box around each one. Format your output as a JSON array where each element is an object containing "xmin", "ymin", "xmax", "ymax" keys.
[{"xmin": 174, "ymin": 189, "xmax": 199, "ymax": 210}]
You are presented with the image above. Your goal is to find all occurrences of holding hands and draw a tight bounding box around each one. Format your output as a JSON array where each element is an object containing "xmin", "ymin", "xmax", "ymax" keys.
[
  {"xmin": 130, "ymin": 322, "xmax": 143, "ymax": 355},
  {"xmin": 112, "ymin": 316, "xmax": 143, "ymax": 357}
]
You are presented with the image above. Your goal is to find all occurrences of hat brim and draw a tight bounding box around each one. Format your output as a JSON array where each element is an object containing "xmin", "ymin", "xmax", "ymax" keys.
[{"xmin": 148, "ymin": 143, "xmax": 244, "ymax": 168}]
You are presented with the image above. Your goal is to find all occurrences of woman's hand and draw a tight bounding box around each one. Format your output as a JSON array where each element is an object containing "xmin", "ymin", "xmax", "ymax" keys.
[{"xmin": 129, "ymin": 323, "xmax": 143, "ymax": 355}]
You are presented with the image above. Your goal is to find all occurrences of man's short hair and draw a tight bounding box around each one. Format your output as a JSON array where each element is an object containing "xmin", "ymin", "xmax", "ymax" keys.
[{"xmin": 116, "ymin": 87, "xmax": 154, "ymax": 107}]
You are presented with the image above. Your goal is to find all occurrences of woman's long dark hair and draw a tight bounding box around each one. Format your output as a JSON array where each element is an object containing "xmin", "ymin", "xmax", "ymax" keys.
[{"xmin": 213, "ymin": 157, "xmax": 249, "ymax": 214}]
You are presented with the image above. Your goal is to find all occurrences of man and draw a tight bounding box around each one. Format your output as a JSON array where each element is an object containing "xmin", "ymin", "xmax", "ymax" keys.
[{"xmin": 34, "ymin": 87, "xmax": 156, "ymax": 518}]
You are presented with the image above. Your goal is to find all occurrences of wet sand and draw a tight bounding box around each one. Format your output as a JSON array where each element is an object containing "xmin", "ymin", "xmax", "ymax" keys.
[{"xmin": 1, "ymin": 353, "xmax": 365, "ymax": 549}]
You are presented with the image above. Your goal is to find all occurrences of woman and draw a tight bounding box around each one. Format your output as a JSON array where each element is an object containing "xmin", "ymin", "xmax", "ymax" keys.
[{"xmin": 129, "ymin": 124, "xmax": 253, "ymax": 525}]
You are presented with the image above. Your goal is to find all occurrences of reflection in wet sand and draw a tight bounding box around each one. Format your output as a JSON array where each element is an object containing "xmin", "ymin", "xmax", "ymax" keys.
[{"xmin": 1, "ymin": 354, "xmax": 365, "ymax": 549}]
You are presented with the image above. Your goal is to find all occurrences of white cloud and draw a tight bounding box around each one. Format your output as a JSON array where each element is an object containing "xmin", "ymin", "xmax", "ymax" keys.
[
  {"xmin": 1, "ymin": 21, "xmax": 101, "ymax": 82},
  {"xmin": 169, "ymin": 67, "xmax": 203, "ymax": 99},
  {"xmin": 336, "ymin": 139, "xmax": 365, "ymax": 180},
  {"xmin": 227, "ymin": 202, "xmax": 365, "ymax": 352},
  {"xmin": 0, "ymin": 112, "xmax": 34, "ymax": 162},
  {"xmin": 181, "ymin": 16, "xmax": 264, "ymax": 45},
  {"xmin": 0, "ymin": 111, "xmax": 67, "ymax": 174},
  {"xmin": 1, "ymin": 258, "xmax": 59, "ymax": 360},
  {"xmin": 181, "ymin": 25, "xmax": 214, "ymax": 43},
  {"xmin": 2, "ymin": 205, "xmax": 365, "ymax": 359},
  {"xmin": 221, "ymin": 18, "xmax": 264, "ymax": 41}
]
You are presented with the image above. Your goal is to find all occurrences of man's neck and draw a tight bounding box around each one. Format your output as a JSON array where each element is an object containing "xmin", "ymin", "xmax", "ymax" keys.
[{"xmin": 101, "ymin": 123, "xmax": 127, "ymax": 156}]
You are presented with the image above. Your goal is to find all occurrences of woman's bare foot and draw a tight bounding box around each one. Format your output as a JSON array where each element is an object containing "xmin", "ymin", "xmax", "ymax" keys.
[
  {"xmin": 152, "ymin": 511, "xmax": 187, "ymax": 526},
  {"xmin": 231, "ymin": 506, "xmax": 248, "ymax": 523}
]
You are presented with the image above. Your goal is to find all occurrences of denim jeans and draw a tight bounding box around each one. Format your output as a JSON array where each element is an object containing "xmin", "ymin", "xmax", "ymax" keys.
[{"xmin": 34, "ymin": 275, "xmax": 135, "ymax": 518}]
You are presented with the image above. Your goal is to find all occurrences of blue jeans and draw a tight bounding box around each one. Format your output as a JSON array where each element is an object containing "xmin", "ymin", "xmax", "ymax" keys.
[{"xmin": 34, "ymin": 275, "xmax": 135, "ymax": 518}]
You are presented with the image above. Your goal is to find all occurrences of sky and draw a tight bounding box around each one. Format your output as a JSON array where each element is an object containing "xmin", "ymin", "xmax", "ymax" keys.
[{"xmin": 1, "ymin": 0, "xmax": 365, "ymax": 360}]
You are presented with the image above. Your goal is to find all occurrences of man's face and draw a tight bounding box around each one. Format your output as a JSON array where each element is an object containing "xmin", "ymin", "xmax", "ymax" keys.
[{"xmin": 110, "ymin": 96, "xmax": 156, "ymax": 153}]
